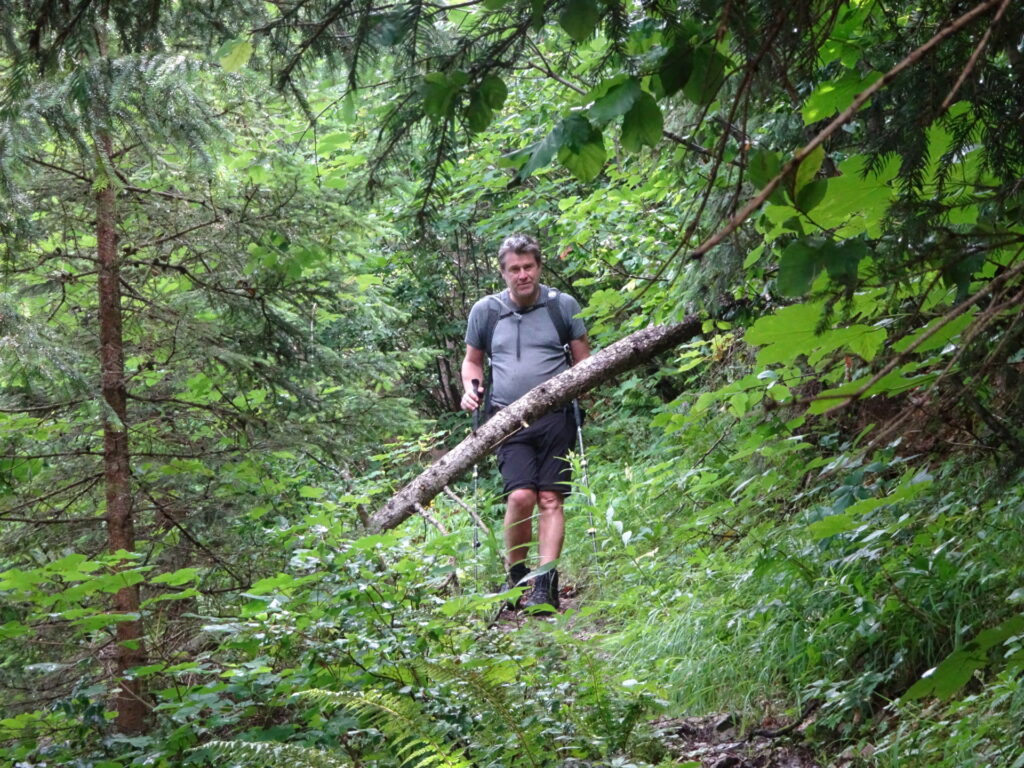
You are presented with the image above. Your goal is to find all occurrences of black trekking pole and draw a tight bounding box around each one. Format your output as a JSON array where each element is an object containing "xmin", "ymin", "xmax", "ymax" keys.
[
  {"xmin": 561, "ymin": 343, "xmax": 598, "ymax": 555},
  {"xmin": 572, "ymin": 398, "xmax": 599, "ymax": 554},
  {"xmin": 470, "ymin": 378, "xmax": 484, "ymax": 553}
]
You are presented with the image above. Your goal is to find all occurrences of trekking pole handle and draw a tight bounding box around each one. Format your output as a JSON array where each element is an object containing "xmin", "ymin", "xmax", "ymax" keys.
[{"xmin": 471, "ymin": 378, "xmax": 482, "ymax": 432}]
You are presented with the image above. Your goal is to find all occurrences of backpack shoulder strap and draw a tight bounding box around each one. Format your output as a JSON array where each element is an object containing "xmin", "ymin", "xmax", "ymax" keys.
[
  {"xmin": 545, "ymin": 288, "xmax": 571, "ymax": 347},
  {"xmin": 481, "ymin": 294, "xmax": 505, "ymax": 358}
]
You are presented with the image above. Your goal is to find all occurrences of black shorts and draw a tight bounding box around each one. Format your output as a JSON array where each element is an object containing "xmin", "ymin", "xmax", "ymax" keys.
[{"xmin": 495, "ymin": 408, "xmax": 577, "ymax": 496}]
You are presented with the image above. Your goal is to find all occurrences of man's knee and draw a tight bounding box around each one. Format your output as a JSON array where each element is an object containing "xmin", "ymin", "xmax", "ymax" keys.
[
  {"xmin": 537, "ymin": 490, "xmax": 564, "ymax": 513},
  {"xmin": 508, "ymin": 487, "xmax": 537, "ymax": 510}
]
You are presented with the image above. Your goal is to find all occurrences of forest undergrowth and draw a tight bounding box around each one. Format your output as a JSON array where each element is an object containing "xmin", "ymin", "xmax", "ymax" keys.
[{"xmin": 3, "ymin": 0, "xmax": 1024, "ymax": 765}]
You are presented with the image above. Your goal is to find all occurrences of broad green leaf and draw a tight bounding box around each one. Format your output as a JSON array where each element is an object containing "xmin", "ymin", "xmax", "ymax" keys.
[
  {"xmin": 794, "ymin": 145, "xmax": 824, "ymax": 198},
  {"xmin": 509, "ymin": 122, "xmax": 566, "ymax": 179},
  {"xmin": 683, "ymin": 46, "xmax": 728, "ymax": 105},
  {"xmin": 621, "ymin": 92, "xmax": 663, "ymax": 152},
  {"xmin": 466, "ymin": 92, "xmax": 493, "ymax": 132},
  {"xmin": 479, "ymin": 75, "xmax": 508, "ymax": 109},
  {"xmin": 777, "ymin": 239, "xmax": 825, "ymax": 297},
  {"xmin": 748, "ymin": 149, "xmax": 781, "ymax": 189},
  {"xmin": 746, "ymin": 302, "xmax": 886, "ymax": 367},
  {"xmin": 807, "ymin": 512, "xmax": 857, "ymax": 538},
  {"xmin": 822, "ymin": 238, "xmax": 866, "ymax": 285},
  {"xmin": 809, "ymin": 473, "xmax": 932, "ymax": 538},
  {"xmin": 559, "ymin": 0, "xmax": 600, "ymax": 43},
  {"xmin": 588, "ymin": 78, "xmax": 641, "ymax": 125},
  {"xmin": 151, "ymin": 568, "xmax": 200, "ymax": 586},
  {"xmin": 70, "ymin": 613, "xmax": 141, "ymax": 632},
  {"xmin": 903, "ymin": 615, "xmax": 1024, "ymax": 701},
  {"xmin": 892, "ymin": 312, "xmax": 975, "ymax": 353},
  {"xmin": 218, "ymin": 38, "xmax": 253, "ymax": 72},
  {"xmin": 809, "ymin": 154, "xmax": 899, "ymax": 238},
  {"xmin": 318, "ymin": 132, "xmax": 351, "ymax": 154},
  {"xmin": 808, "ymin": 365, "xmax": 936, "ymax": 414},
  {"xmin": 556, "ymin": 115, "xmax": 606, "ymax": 181},
  {"xmin": 745, "ymin": 302, "xmax": 825, "ymax": 364},
  {"xmin": 796, "ymin": 178, "xmax": 828, "ymax": 212},
  {"xmin": 845, "ymin": 324, "xmax": 886, "ymax": 362},
  {"xmin": 421, "ymin": 72, "xmax": 464, "ymax": 118},
  {"xmin": 659, "ymin": 39, "xmax": 693, "ymax": 96},
  {"xmin": 802, "ymin": 69, "xmax": 882, "ymax": 124}
]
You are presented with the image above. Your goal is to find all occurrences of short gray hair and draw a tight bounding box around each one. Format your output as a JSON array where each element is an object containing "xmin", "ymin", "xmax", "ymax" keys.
[{"xmin": 498, "ymin": 234, "xmax": 542, "ymax": 270}]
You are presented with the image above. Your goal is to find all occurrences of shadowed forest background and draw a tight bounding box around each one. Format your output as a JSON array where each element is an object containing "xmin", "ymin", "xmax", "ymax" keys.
[{"xmin": 1, "ymin": 0, "xmax": 1023, "ymax": 765}]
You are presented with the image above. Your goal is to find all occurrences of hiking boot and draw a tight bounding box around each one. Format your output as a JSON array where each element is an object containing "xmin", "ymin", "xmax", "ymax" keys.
[
  {"xmin": 505, "ymin": 562, "xmax": 529, "ymax": 611},
  {"xmin": 523, "ymin": 569, "xmax": 560, "ymax": 613}
]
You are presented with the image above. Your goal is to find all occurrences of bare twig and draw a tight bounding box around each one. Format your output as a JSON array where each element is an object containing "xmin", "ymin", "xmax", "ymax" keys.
[
  {"xmin": 940, "ymin": 0, "xmax": 1012, "ymax": 110},
  {"xmin": 443, "ymin": 485, "xmax": 491, "ymax": 535},
  {"xmin": 415, "ymin": 502, "xmax": 448, "ymax": 535}
]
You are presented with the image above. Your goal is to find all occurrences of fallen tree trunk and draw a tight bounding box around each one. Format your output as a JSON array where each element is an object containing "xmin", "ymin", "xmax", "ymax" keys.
[{"xmin": 369, "ymin": 316, "xmax": 701, "ymax": 533}]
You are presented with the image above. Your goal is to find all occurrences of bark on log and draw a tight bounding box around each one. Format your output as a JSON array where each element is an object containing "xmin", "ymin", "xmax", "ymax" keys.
[{"xmin": 369, "ymin": 317, "xmax": 701, "ymax": 533}]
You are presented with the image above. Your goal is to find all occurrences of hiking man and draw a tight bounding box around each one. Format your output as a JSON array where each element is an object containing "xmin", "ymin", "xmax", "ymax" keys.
[{"xmin": 461, "ymin": 234, "xmax": 590, "ymax": 611}]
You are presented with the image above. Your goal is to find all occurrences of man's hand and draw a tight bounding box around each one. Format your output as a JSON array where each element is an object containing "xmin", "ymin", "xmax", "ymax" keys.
[
  {"xmin": 461, "ymin": 345, "xmax": 486, "ymax": 412},
  {"xmin": 461, "ymin": 383, "xmax": 484, "ymax": 412}
]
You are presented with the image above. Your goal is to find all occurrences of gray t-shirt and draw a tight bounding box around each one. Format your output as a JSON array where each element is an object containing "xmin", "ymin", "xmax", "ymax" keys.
[{"xmin": 465, "ymin": 285, "xmax": 587, "ymax": 408}]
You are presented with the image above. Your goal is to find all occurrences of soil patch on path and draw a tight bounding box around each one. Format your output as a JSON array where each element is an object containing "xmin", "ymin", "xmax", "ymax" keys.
[
  {"xmin": 653, "ymin": 714, "xmax": 820, "ymax": 768},
  {"xmin": 493, "ymin": 580, "xmax": 824, "ymax": 767}
]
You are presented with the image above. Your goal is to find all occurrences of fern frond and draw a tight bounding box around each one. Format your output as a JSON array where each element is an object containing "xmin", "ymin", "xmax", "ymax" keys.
[
  {"xmin": 200, "ymin": 740, "xmax": 349, "ymax": 768},
  {"xmin": 296, "ymin": 689, "xmax": 472, "ymax": 768},
  {"xmin": 422, "ymin": 661, "xmax": 542, "ymax": 768}
]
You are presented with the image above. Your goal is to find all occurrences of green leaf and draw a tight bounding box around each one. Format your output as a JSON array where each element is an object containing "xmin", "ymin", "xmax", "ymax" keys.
[
  {"xmin": 793, "ymin": 145, "xmax": 824, "ymax": 198},
  {"xmin": 342, "ymin": 91, "xmax": 357, "ymax": 123},
  {"xmin": 659, "ymin": 39, "xmax": 694, "ymax": 96},
  {"xmin": 465, "ymin": 92, "xmax": 493, "ymax": 133},
  {"xmin": 151, "ymin": 568, "xmax": 200, "ymax": 586},
  {"xmin": 822, "ymin": 239, "xmax": 866, "ymax": 285},
  {"xmin": 807, "ymin": 512, "xmax": 857, "ymax": 539},
  {"xmin": 802, "ymin": 69, "xmax": 882, "ymax": 125},
  {"xmin": 796, "ymin": 178, "xmax": 828, "ymax": 212},
  {"xmin": 903, "ymin": 615, "xmax": 1024, "ymax": 701},
  {"xmin": 777, "ymin": 239, "xmax": 824, "ymax": 297},
  {"xmin": 511, "ymin": 121, "xmax": 565, "ymax": 179},
  {"xmin": 479, "ymin": 75, "xmax": 508, "ymax": 110},
  {"xmin": 892, "ymin": 312, "xmax": 975, "ymax": 353},
  {"xmin": 588, "ymin": 78, "xmax": 641, "ymax": 125},
  {"xmin": 530, "ymin": 0, "xmax": 545, "ymax": 31},
  {"xmin": 421, "ymin": 72, "xmax": 463, "ymax": 119},
  {"xmin": 218, "ymin": 38, "xmax": 254, "ymax": 72},
  {"xmin": 809, "ymin": 473, "xmax": 932, "ymax": 539},
  {"xmin": 556, "ymin": 115, "xmax": 606, "ymax": 181},
  {"xmin": 845, "ymin": 324, "xmax": 886, "ymax": 362},
  {"xmin": 621, "ymin": 92, "xmax": 663, "ymax": 152},
  {"xmin": 559, "ymin": 0, "xmax": 600, "ymax": 43},
  {"xmin": 748, "ymin": 149, "xmax": 781, "ymax": 189},
  {"xmin": 683, "ymin": 46, "xmax": 728, "ymax": 105},
  {"xmin": 808, "ymin": 154, "xmax": 899, "ymax": 238}
]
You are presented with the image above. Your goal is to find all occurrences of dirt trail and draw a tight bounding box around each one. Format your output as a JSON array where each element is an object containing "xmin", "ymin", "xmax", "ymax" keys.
[{"xmin": 495, "ymin": 579, "xmax": 823, "ymax": 768}]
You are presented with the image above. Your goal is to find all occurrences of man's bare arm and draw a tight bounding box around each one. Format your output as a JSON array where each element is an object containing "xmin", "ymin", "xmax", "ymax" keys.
[
  {"xmin": 460, "ymin": 344, "xmax": 485, "ymax": 411},
  {"xmin": 570, "ymin": 336, "xmax": 591, "ymax": 364}
]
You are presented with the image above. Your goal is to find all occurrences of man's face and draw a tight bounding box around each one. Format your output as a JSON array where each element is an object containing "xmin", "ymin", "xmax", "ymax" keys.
[{"xmin": 500, "ymin": 250, "xmax": 541, "ymax": 306}]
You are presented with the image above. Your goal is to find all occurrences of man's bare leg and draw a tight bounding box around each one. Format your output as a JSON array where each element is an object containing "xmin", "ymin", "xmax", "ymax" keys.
[
  {"xmin": 536, "ymin": 490, "xmax": 565, "ymax": 565},
  {"xmin": 505, "ymin": 488, "xmax": 536, "ymax": 568}
]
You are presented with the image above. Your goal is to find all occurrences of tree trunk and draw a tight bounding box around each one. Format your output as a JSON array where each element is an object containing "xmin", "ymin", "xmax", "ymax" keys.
[
  {"xmin": 369, "ymin": 317, "xmax": 702, "ymax": 532},
  {"xmin": 96, "ymin": 133, "xmax": 148, "ymax": 734}
]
